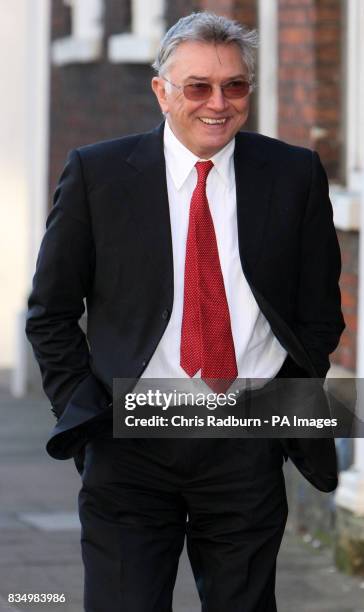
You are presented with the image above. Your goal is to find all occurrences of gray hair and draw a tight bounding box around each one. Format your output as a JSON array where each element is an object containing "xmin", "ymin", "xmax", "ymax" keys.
[{"xmin": 152, "ymin": 12, "xmax": 258, "ymax": 82}]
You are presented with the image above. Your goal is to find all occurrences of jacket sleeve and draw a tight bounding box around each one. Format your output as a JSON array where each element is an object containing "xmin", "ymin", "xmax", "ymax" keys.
[
  {"xmin": 26, "ymin": 149, "xmax": 107, "ymax": 419},
  {"xmin": 295, "ymin": 151, "xmax": 345, "ymax": 377}
]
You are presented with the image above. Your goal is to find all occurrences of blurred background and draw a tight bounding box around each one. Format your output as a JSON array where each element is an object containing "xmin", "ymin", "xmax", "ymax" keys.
[{"xmin": 0, "ymin": 0, "xmax": 364, "ymax": 610}]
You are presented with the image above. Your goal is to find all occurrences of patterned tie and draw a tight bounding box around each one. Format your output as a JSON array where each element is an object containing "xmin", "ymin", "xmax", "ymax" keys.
[{"xmin": 180, "ymin": 160, "xmax": 238, "ymax": 393}]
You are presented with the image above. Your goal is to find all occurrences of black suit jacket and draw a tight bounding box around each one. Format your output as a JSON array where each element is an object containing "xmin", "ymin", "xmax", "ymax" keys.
[{"xmin": 26, "ymin": 123, "xmax": 345, "ymax": 489}]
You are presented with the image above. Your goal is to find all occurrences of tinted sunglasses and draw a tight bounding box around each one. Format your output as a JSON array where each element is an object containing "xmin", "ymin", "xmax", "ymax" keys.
[{"xmin": 163, "ymin": 77, "xmax": 252, "ymax": 101}]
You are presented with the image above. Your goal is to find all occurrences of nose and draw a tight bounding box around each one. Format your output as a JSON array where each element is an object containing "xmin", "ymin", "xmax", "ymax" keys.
[{"xmin": 206, "ymin": 86, "xmax": 229, "ymax": 111}]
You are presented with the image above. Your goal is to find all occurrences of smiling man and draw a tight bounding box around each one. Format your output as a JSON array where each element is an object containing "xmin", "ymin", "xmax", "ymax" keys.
[{"xmin": 26, "ymin": 11, "xmax": 344, "ymax": 612}]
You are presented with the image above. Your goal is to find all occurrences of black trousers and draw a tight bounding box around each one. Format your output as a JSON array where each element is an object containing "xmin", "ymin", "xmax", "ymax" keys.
[{"xmin": 78, "ymin": 436, "xmax": 288, "ymax": 612}]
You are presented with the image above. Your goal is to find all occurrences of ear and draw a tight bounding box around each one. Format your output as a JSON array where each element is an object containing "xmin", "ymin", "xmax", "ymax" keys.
[{"xmin": 151, "ymin": 76, "xmax": 169, "ymax": 114}]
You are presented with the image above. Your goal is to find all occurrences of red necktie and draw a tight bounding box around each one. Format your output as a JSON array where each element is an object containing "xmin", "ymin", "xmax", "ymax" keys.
[{"xmin": 180, "ymin": 160, "xmax": 238, "ymax": 393}]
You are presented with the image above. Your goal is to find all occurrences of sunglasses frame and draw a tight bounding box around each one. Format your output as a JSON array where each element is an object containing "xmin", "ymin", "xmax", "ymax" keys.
[{"xmin": 162, "ymin": 76, "xmax": 253, "ymax": 101}]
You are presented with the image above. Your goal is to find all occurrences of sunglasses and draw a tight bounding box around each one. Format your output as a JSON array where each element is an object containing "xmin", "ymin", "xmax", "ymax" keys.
[{"xmin": 163, "ymin": 77, "xmax": 252, "ymax": 101}]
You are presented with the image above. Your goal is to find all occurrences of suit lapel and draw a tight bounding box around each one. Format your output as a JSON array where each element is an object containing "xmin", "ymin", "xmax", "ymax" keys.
[
  {"xmin": 234, "ymin": 133, "xmax": 317, "ymax": 375},
  {"xmin": 234, "ymin": 132, "xmax": 273, "ymax": 278},
  {"xmin": 123, "ymin": 123, "xmax": 174, "ymax": 299}
]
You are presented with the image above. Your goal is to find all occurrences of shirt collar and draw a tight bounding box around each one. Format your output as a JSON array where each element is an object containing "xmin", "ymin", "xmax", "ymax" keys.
[{"xmin": 164, "ymin": 119, "xmax": 235, "ymax": 190}]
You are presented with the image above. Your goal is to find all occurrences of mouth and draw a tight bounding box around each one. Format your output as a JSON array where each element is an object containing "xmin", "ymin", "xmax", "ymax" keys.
[{"xmin": 199, "ymin": 117, "xmax": 228, "ymax": 126}]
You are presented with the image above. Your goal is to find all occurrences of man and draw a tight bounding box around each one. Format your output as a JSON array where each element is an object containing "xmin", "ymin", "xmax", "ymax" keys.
[{"xmin": 26, "ymin": 12, "xmax": 344, "ymax": 612}]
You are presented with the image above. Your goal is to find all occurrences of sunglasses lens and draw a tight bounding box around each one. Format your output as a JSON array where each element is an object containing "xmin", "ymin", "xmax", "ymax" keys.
[
  {"xmin": 223, "ymin": 80, "xmax": 251, "ymax": 98},
  {"xmin": 183, "ymin": 83, "xmax": 212, "ymax": 100},
  {"xmin": 183, "ymin": 81, "xmax": 251, "ymax": 101}
]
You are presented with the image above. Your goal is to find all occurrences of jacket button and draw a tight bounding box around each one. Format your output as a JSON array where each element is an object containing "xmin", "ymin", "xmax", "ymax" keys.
[
  {"xmin": 162, "ymin": 309, "xmax": 170, "ymax": 320},
  {"xmin": 142, "ymin": 361, "xmax": 147, "ymax": 367}
]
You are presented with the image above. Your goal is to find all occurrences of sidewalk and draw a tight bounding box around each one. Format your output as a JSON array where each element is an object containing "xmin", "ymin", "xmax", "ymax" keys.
[{"xmin": 0, "ymin": 389, "xmax": 363, "ymax": 612}]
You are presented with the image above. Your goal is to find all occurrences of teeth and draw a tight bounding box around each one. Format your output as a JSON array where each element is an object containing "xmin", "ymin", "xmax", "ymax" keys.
[{"xmin": 200, "ymin": 118, "xmax": 226, "ymax": 125}]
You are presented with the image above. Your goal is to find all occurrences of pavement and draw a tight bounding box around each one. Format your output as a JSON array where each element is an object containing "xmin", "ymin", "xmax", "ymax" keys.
[{"xmin": 0, "ymin": 387, "xmax": 363, "ymax": 612}]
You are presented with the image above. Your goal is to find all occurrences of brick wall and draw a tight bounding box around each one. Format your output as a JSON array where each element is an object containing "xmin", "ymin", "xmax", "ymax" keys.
[
  {"xmin": 277, "ymin": 0, "xmax": 353, "ymax": 370},
  {"xmin": 165, "ymin": 0, "xmax": 200, "ymax": 26},
  {"xmin": 233, "ymin": 0, "xmax": 257, "ymax": 29},
  {"xmin": 278, "ymin": 0, "xmax": 342, "ymax": 181},
  {"xmin": 332, "ymin": 231, "xmax": 358, "ymax": 372},
  {"xmin": 201, "ymin": 0, "xmax": 257, "ymax": 26},
  {"xmin": 200, "ymin": 0, "xmax": 235, "ymax": 15}
]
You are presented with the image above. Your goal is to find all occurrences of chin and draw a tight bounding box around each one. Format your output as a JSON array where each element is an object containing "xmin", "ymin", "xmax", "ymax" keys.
[{"xmin": 203, "ymin": 137, "xmax": 231, "ymax": 155}]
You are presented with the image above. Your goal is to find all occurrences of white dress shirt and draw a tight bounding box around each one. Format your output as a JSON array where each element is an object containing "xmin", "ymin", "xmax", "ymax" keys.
[{"xmin": 141, "ymin": 120, "xmax": 287, "ymax": 381}]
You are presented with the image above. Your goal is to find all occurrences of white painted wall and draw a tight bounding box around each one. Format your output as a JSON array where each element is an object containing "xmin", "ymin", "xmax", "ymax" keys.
[
  {"xmin": 257, "ymin": 0, "xmax": 278, "ymax": 138},
  {"xmin": 52, "ymin": 0, "xmax": 104, "ymax": 65},
  {"xmin": 0, "ymin": 1, "xmax": 50, "ymax": 371},
  {"xmin": 108, "ymin": 0, "xmax": 165, "ymax": 63},
  {"xmin": 346, "ymin": 0, "xmax": 364, "ymax": 192}
]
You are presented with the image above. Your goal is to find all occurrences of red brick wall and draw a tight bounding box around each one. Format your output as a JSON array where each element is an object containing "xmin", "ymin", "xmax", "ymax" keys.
[
  {"xmin": 277, "ymin": 0, "xmax": 353, "ymax": 370},
  {"xmin": 332, "ymin": 231, "xmax": 358, "ymax": 372},
  {"xmin": 233, "ymin": 0, "xmax": 257, "ymax": 29},
  {"xmin": 200, "ymin": 0, "xmax": 235, "ymax": 14},
  {"xmin": 278, "ymin": 0, "xmax": 342, "ymax": 181},
  {"xmin": 201, "ymin": 0, "xmax": 257, "ymax": 26}
]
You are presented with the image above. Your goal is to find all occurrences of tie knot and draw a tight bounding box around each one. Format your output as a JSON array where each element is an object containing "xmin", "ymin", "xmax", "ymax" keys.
[{"xmin": 195, "ymin": 160, "xmax": 214, "ymax": 184}]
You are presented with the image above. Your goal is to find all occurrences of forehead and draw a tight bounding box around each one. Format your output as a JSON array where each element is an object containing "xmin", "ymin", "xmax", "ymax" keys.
[{"xmin": 166, "ymin": 40, "xmax": 247, "ymax": 80}]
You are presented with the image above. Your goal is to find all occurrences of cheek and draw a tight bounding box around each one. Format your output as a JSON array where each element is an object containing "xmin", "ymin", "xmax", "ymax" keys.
[
  {"xmin": 232, "ymin": 103, "xmax": 250, "ymax": 126},
  {"xmin": 183, "ymin": 101, "xmax": 206, "ymax": 118},
  {"xmin": 172, "ymin": 102, "xmax": 190, "ymax": 120},
  {"xmin": 240, "ymin": 99, "xmax": 250, "ymax": 116}
]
